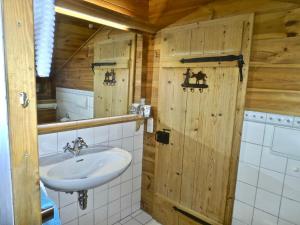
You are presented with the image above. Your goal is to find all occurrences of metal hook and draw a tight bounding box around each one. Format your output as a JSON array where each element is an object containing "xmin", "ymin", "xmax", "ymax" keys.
[{"xmin": 19, "ymin": 92, "xmax": 29, "ymax": 108}]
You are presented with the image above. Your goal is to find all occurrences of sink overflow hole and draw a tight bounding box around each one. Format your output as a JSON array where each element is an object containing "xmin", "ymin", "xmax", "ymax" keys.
[{"xmin": 76, "ymin": 159, "xmax": 84, "ymax": 163}]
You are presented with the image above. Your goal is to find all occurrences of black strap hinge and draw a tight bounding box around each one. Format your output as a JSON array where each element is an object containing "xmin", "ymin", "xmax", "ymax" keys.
[{"xmin": 180, "ymin": 54, "xmax": 245, "ymax": 82}]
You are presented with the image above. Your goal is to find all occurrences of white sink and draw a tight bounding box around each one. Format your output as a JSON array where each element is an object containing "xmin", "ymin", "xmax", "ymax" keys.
[{"xmin": 40, "ymin": 146, "xmax": 132, "ymax": 192}]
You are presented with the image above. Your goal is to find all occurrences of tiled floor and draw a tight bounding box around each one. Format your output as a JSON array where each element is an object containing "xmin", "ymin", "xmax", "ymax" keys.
[{"xmin": 115, "ymin": 210, "xmax": 161, "ymax": 225}]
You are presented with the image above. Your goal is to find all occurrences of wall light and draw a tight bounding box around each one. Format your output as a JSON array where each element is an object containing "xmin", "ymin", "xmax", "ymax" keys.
[{"xmin": 55, "ymin": 6, "xmax": 129, "ymax": 31}]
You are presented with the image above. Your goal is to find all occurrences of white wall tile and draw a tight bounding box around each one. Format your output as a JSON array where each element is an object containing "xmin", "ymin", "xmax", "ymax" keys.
[
  {"xmin": 242, "ymin": 121, "xmax": 265, "ymax": 145},
  {"xmin": 278, "ymin": 219, "xmax": 295, "ymax": 225},
  {"xmin": 94, "ymin": 188, "xmax": 108, "ymax": 209},
  {"xmin": 133, "ymin": 149, "xmax": 143, "ymax": 164},
  {"xmin": 46, "ymin": 187, "xmax": 59, "ymax": 207},
  {"xmin": 233, "ymin": 200, "xmax": 253, "ymax": 225},
  {"xmin": 121, "ymin": 194, "xmax": 131, "ymax": 210},
  {"xmin": 121, "ymin": 180, "xmax": 132, "ymax": 197},
  {"xmin": 280, "ymin": 198, "xmax": 300, "ymax": 225},
  {"xmin": 109, "ymin": 177, "xmax": 121, "ymax": 188},
  {"xmin": 232, "ymin": 219, "xmax": 246, "ymax": 225},
  {"xmin": 258, "ymin": 168, "xmax": 284, "ymax": 195},
  {"xmin": 135, "ymin": 124, "xmax": 144, "ymax": 136},
  {"xmin": 78, "ymin": 212, "xmax": 93, "ymax": 225},
  {"xmin": 108, "ymin": 199, "xmax": 121, "ymax": 217},
  {"xmin": 109, "ymin": 185, "xmax": 121, "ymax": 202},
  {"xmin": 240, "ymin": 142, "xmax": 262, "ymax": 166},
  {"xmin": 122, "ymin": 137, "xmax": 134, "ymax": 152},
  {"xmin": 235, "ymin": 182, "xmax": 256, "ymax": 205},
  {"xmin": 286, "ymin": 159, "xmax": 300, "ymax": 178},
  {"xmin": 122, "ymin": 122, "xmax": 136, "ymax": 138},
  {"xmin": 38, "ymin": 133, "xmax": 58, "ymax": 156},
  {"xmin": 109, "ymin": 139, "xmax": 122, "ymax": 148},
  {"xmin": 60, "ymin": 202, "xmax": 78, "ymax": 224},
  {"xmin": 131, "ymin": 189, "xmax": 141, "ymax": 205},
  {"xmin": 133, "ymin": 163, "xmax": 142, "ymax": 178},
  {"xmin": 59, "ymin": 192, "xmax": 77, "ymax": 208},
  {"xmin": 132, "ymin": 176, "xmax": 142, "ymax": 191},
  {"xmin": 94, "ymin": 205, "xmax": 108, "ymax": 225},
  {"xmin": 134, "ymin": 135, "xmax": 143, "ymax": 150},
  {"xmin": 234, "ymin": 111, "xmax": 300, "ymax": 225},
  {"xmin": 237, "ymin": 162, "xmax": 259, "ymax": 186},
  {"xmin": 57, "ymin": 130, "xmax": 76, "ymax": 152},
  {"xmin": 121, "ymin": 208, "xmax": 132, "ymax": 220},
  {"xmin": 94, "ymin": 183, "xmax": 108, "ymax": 193},
  {"xmin": 255, "ymin": 189, "xmax": 281, "ymax": 216},
  {"xmin": 283, "ymin": 175, "xmax": 300, "ymax": 202},
  {"xmin": 121, "ymin": 165, "xmax": 132, "ymax": 182},
  {"xmin": 108, "ymin": 213, "xmax": 121, "ymax": 225},
  {"xmin": 263, "ymin": 125, "xmax": 274, "ymax": 147},
  {"xmin": 261, "ymin": 147, "xmax": 287, "ymax": 173},
  {"xmin": 273, "ymin": 127, "xmax": 300, "ymax": 159},
  {"xmin": 77, "ymin": 128, "xmax": 94, "ymax": 145},
  {"xmin": 109, "ymin": 124, "xmax": 123, "ymax": 141},
  {"xmin": 94, "ymin": 126, "xmax": 109, "ymax": 144},
  {"xmin": 252, "ymin": 209, "xmax": 278, "ymax": 225},
  {"xmin": 132, "ymin": 203, "xmax": 140, "ymax": 213}
]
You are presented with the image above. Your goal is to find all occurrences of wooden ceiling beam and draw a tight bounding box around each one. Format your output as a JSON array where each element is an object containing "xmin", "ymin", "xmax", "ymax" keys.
[
  {"xmin": 83, "ymin": 0, "xmax": 149, "ymax": 21},
  {"xmin": 56, "ymin": 0, "xmax": 156, "ymax": 33}
]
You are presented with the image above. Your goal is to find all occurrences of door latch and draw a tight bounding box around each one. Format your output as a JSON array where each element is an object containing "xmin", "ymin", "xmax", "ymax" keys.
[
  {"xmin": 19, "ymin": 92, "xmax": 29, "ymax": 108},
  {"xmin": 155, "ymin": 129, "xmax": 170, "ymax": 144}
]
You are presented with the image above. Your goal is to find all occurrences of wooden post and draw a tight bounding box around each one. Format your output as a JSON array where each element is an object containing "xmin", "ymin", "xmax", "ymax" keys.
[{"xmin": 3, "ymin": 0, "xmax": 41, "ymax": 224}]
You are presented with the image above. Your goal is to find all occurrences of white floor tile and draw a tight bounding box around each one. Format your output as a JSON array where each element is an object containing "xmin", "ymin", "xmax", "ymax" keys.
[
  {"xmin": 134, "ymin": 211, "xmax": 152, "ymax": 224},
  {"xmin": 122, "ymin": 219, "xmax": 141, "ymax": 225}
]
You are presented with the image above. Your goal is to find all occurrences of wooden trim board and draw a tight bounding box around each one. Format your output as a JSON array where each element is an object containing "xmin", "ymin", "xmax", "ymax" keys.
[{"xmin": 38, "ymin": 114, "xmax": 143, "ymax": 134}]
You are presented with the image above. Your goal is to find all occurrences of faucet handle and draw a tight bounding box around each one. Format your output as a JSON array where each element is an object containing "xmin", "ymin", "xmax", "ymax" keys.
[
  {"xmin": 63, "ymin": 142, "xmax": 71, "ymax": 152},
  {"xmin": 77, "ymin": 137, "xmax": 88, "ymax": 148}
]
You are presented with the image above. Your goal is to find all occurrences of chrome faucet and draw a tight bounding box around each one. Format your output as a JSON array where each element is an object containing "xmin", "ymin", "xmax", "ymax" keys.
[{"xmin": 63, "ymin": 137, "xmax": 88, "ymax": 156}]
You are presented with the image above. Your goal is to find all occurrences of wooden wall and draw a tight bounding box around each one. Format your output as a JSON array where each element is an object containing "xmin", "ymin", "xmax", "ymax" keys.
[{"xmin": 141, "ymin": 0, "xmax": 300, "ymax": 216}]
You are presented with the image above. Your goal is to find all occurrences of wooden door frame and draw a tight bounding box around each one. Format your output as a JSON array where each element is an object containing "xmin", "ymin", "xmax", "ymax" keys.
[
  {"xmin": 0, "ymin": 0, "xmax": 14, "ymax": 223},
  {"xmin": 1, "ymin": 0, "xmax": 41, "ymax": 224}
]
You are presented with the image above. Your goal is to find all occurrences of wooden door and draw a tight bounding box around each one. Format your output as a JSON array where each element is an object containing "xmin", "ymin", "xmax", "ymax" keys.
[
  {"xmin": 94, "ymin": 34, "xmax": 135, "ymax": 118},
  {"xmin": 155, "ymin": 14, "xmax": 254, "ymax": 225}
]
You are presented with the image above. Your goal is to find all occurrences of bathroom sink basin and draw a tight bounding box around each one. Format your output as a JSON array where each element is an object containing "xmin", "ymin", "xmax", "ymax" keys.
[{"xmin": 39, "ymin": 147, "xmax": 132, "ymax": 192}]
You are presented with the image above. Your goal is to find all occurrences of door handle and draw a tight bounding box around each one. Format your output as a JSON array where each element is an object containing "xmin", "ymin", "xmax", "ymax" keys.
[{"xmin": 41, "ymin": 206, "xmax": 54, "ymax": 223}]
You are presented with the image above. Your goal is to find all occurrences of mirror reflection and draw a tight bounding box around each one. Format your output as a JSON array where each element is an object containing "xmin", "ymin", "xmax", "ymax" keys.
[{"xmin": 36, "ymin": 13, "xmax": 142, "ymax": 124}]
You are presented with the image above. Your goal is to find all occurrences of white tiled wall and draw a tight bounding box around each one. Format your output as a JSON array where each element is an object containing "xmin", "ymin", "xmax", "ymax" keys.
[
  {"xmin": 56, "ymin": 87, "xmax": 94, "ymax": 121},
  {"xmin": 233, "ymin": 111, "xmax": 300, "ymax": 225},
  {"xmin": 39, "ymin": 121, "xmax": 144, "ymax": 225}
]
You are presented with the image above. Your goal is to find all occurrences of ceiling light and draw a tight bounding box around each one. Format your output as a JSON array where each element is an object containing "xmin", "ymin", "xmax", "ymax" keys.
[{"xmin": 55, "ymin": 6, "xmax": 129, "ymax": 31}]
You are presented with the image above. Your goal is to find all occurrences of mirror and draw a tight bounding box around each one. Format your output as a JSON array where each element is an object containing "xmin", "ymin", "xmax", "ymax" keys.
[{"xmin": 36, "ymin": 13, "xmax": 142, "ymax": 124}]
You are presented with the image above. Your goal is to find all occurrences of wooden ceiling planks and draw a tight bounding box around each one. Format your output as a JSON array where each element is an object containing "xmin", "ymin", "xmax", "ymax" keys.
[{"xmin": 83, "ymin": 0, "xmax": 149, "ymax": 20}]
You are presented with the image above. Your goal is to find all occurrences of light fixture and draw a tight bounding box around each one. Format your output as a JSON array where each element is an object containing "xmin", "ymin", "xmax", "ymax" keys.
[{"xmin": 55, "ymin": 6, "xmax": 129, "ymax": 31}]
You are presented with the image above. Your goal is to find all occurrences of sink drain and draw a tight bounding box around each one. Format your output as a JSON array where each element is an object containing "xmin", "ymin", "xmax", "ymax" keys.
[{"xmin": 78, "ymin": 190, "xmax": 88, "ymax": 210}]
